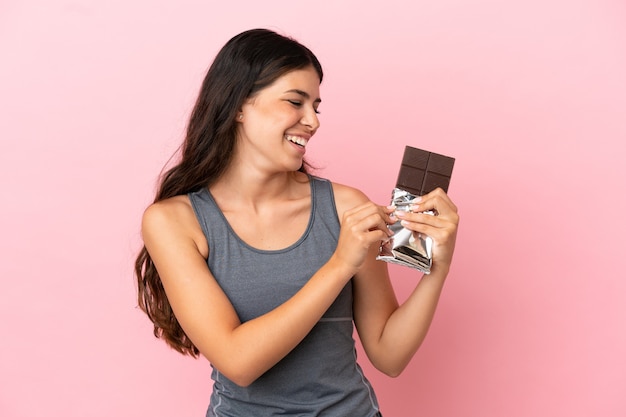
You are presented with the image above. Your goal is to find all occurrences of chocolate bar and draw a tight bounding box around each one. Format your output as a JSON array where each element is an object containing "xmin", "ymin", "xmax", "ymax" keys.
[
  {"xmin": 376, "ymin": 146, "xmax": 455, "ymax": 273},
  {"xmin": 396, "ymin": 146, "xmax": 455, "ymax": 196}
]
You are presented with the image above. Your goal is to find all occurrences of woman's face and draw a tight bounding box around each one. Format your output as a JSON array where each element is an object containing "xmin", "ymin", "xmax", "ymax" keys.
[{"xmin": 236, "ymin": 66, "xmax": 321, "ymax": 173}]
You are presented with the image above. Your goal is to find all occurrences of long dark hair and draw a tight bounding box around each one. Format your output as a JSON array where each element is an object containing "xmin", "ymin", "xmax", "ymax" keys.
[{"xmin": 135, "ymin": 29, "xmax": 323, "ymax": 356}]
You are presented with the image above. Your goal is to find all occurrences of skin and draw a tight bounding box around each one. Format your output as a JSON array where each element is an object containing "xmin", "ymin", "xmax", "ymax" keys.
[{"xmin": 141, "ymin": 66, "xmax": 460, "ymax": 387}]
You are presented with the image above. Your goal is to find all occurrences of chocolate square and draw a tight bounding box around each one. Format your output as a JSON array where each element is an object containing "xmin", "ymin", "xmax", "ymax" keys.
[{"xmin": 395, "ymin": 146, "xmax": 455, "ymax": 196}]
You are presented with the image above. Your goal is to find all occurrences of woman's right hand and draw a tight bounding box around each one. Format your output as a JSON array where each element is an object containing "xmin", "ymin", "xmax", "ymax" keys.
[{"xmin": 332, "ymin": 201, "xmax": 396, "ymax": 274}]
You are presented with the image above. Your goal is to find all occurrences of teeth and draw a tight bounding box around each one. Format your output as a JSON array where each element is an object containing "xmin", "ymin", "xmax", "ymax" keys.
[{"xmin": 285, "ymin": 135, "xmax": 308, "ymax": 147}]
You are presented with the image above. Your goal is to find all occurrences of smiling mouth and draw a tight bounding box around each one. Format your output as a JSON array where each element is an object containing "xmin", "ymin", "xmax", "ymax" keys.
[{"xmin": 285, "ymin": 135, "xmax": 308, "ymax": 147}]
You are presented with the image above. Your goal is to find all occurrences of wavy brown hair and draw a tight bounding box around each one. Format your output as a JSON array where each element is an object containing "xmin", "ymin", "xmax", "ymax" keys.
[{"xmin": 135, "ymin": 29, "xmax": 323, "ymax": 356}]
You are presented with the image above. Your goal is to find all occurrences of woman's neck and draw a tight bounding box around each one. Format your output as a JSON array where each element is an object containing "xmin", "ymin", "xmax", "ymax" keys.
[{"xmin": 211, "ymin": 166, "xmax": 307, "ymax": 209}]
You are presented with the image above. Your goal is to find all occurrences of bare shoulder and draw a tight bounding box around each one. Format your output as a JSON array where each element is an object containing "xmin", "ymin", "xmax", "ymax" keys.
[
  {"xmin": 330, "ymin": 181, "xmax": 371, "ymax": 219},
  {"xmin": 142, "ymin": 195, "xmax": 208, "ymax": 257},
  {"xmin": 142, "ymin": 195, "xmax": 194, "ymax": 229}
]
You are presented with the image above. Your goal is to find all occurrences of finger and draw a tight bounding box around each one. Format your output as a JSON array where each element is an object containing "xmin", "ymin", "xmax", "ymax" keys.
[
  {"xmin": 396, "ymin": 210, "xmax": 444, "ymax": 229},
  {"xmin": 345, "ymin": 202, "xmax": 396, "ymax": 227},
  {"xmin": 397, "ymin": 207, "xmax": 459, "ymax": 237},
  {"xmin": 343, "ymin": 201, "xmax": 378, "ymax": 219},
  {"xmin": 377, "ymin": 205, "xmax": 397, "ymax": 228},
  {"xmin": 399, "ymin": 218, "xmax": 455, "ymax": 250},
  {"xmin": 354, "ymin": 211, "xmax": 394, "ymax": 237},
  {"xmin": 409, "ymin": 189, "xmax": 457, "ymax": 217}
]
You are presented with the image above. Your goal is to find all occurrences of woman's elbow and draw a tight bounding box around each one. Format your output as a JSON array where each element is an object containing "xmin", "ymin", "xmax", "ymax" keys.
[
  {"xmin": 378, "ymin": 364, "xmax": 405, "ymax": 378},
  {"xmin": 371, "ymin": 356, "xmax": 410, "ymax": 378},
  {"xmin": 210, "ymin": 360, "xmax": 263, "ymax": 387},
  {"xmin": 230, "ymin": 376, "xmax": 256, "ymax": 388},
  {"xmin": 214, "ymin": 370, "xmax": 255, "ymax": 387}
]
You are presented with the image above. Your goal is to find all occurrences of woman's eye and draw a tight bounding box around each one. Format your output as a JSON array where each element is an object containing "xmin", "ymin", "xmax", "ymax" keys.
[{"xmin": 287, "ymin": 100, "xmax": 320, "ymax": 114}]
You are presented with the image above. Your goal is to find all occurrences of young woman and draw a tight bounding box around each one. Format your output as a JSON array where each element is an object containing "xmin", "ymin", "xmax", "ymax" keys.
[{"xmin": 135, "ymin": 28, "xmax": 459, "ymax": 417}]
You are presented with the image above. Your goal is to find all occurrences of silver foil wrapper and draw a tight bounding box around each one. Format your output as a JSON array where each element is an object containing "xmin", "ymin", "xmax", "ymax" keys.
[{"xmin": 376, "ymin": 188, "xmax": 433, "ymax": 274}]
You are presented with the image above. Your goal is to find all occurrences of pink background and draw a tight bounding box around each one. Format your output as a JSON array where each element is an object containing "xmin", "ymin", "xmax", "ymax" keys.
[{"xmin": 1, "ymin": 1, "xmax": 625, "ymax": 416}]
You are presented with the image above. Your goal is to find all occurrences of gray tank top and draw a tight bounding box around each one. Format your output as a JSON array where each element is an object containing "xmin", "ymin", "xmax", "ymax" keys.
[{"xmin": 189, "ymin": 176, "xmax": 380, "ymax": 417}]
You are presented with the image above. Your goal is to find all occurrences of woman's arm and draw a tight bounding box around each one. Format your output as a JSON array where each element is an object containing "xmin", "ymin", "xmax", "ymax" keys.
[
  {"xmin": 141, "ymin": 193, "xmax": 392, "ymax": 387},
  {"xmin": 334, "ymin": 185, "xmax": 459, "ymax": 377}
]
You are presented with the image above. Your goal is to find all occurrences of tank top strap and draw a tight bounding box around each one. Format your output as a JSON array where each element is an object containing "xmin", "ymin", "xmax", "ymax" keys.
[{"xmin": 309, "ymin": 175, "xmax": 341, "ymax": 238}]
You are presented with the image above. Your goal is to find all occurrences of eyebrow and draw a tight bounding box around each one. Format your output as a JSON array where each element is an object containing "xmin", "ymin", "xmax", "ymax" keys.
[{"xmin": 285, "ymin": 89, "xmax": 322, "ymax": 104}]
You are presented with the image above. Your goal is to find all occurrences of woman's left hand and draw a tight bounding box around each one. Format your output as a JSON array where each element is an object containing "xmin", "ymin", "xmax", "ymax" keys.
[{"xmin": 394, "ymin": 188, "xmax": 459, "ymax": 274}]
